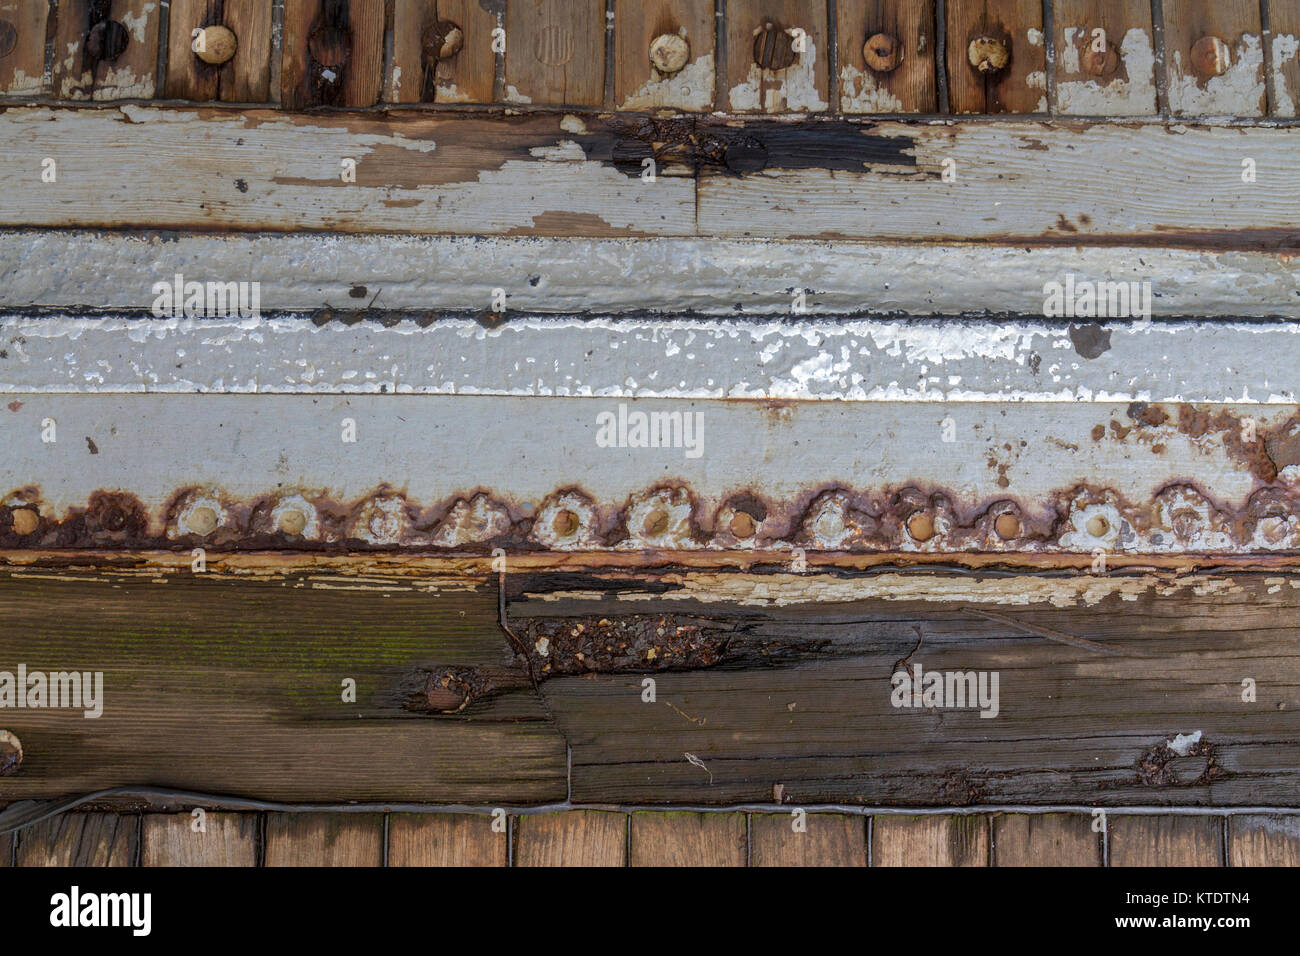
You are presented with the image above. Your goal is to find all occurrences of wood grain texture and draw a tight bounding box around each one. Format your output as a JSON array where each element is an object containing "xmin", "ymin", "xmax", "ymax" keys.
[
  {"xmin": 993, "ymin": 813, "xmax": 1101, "ymax": 866},
  {"xmin": 17, "ymin": 813, "xmax": 138, "ymax": 866},
  {"xmin": 836, "ymin": 0, "xmax": 938, "ymax": 112},
  {"xmin": 1052, "ymin": 0, "xmax": 1156, "ymax": 115},
  {"xmin": 1270, "ymin": 0, "xmax": 1300, "ymax": 116},
  {"xmin": 265, "ymin": 813, "xmax": 384, "ymax": 866},
  {"xmin": 0, "ymin": 832, "xmax": 12, "ymax": 866},
  {"xmin": 504, "ymin": 0, "xmax": 606, "ymax": 106},
  {"xmin": 1109, "ymin": 815, "xmax": 1224, "ymax": 867},
  {"xmin": 389, "ymin": 0, "xmax": 498, "ymax": 104},
  {"xmin": 141, "ymin": 812, "xmax": 258, "ymax": 866},
  {"xmin": 1227, "ymin": 814, "xmax": 1300, "ymax": 865},
  {"xmin": 629, "ymin": 811, "xmax": 747, "ymax": 866},
  {"xmin": 1163, "ymin": 0, "xmax": 1265, "ymax": 116},
  {"xmin": 282, "ymin": 0, "xmax": 386, "ymax": 108},
  {"xmin": 52, "ymin": 0, "xmax": 161, "ymax": 100},
  {"xmin": 514, "ymin": 811, "xmax": 628, "ymax": 867},
  {"xmin": 165, "ymin": 0, "xmax": 275, "ymax": 102},
  {"xmin": 871, "ymin": 815, "xmax": 989, "ymax": 866},
  {"xmin": 946, "ymin": 0, "xmax": 1046, "ymax": 113},
  {"xmin": 388, "ymin": 813, "xmax": 508, "ymax": 866},
  {"xmin": 724, "ymin": 0, "xmax": 830, "ymax": 112},
  {"xmin": 613, "ymin": 0, "xmax": 715, "ymax": 110},
  {"xmin": 749, "ymin": 813, "xmax": 866, "ymax": 866},
  {"xmin": 0, "ymin": 0, "xmax": 49, "ymax": 96}
]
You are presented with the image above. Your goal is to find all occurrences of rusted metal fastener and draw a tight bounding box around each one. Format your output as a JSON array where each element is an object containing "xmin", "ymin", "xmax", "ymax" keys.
[
  {"xmin": 1190, "ymin": 35, "xmax": 1231, "ymax": 79},
  {"xmin": 863, "ymin": 32, "xmax": 903, "ymax": 73},
  {"xmin": 1084, "ymin": 34, "xmax": 1120, "ymax": 77},
  {"xmin": 0, "ymin": 730, "xmax": 22, "ymax": 776},
  {"xmin": 650, "ymin": 32, "xmax": 690, "ymax": 74},
  {"xmin": 728, "ymin": 511, "xmax": 756, "ymax": 539},
  {"xmin": 194, "ymin": 25, "xmax": 239, "ymax": 66},
  {"xmin": 9, "ymin": 507, "xmax": 38, "ymax": 536},
  {"xmin": 0, "ymin": 20, "xmax": 17, "ymax": 60},
  {"xmin": 86, "ymin": 18, "xmax": 129, "ymax": 63},
  {"xmin": 994, "ymin": 513, "xmax": 1021, "ymax": 540},
  {"xmin": 907, "ymin": 512, "xmax": 936, "ymax": 542},
  {"xmin": 968, "ymin": 35, "xmax": 1009, "ymax": 74},
  {"xmin": 753, "ymin": 20, "xmax": 797, "ymax": 71},
  {"xmin": 422, "ymin": 20, "xmax": 464, "ymax": 63}
]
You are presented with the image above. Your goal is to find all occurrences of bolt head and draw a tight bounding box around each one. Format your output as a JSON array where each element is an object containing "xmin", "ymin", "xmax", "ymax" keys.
[
  {"xmin": 195, "ymin": 25, "xmax": 238, "ymax": 65},
  {"xmin": 1190, "ymin": 35, "xmax": 1230, "ymax": 79},
  {"xmin": 0, "ymin": 729, "xmax": 22, "ymax": 776},
  {"xmin": 649, "ymin": 32, "xmax": 690, "ymax": 75},
  {"xmin": 907, "ymin": 512, "xmax": 935, "ymax": 542},
  {"xmin": 993, "ymin": 513, "xmax": 1021, "ymax": 541},
  {"xmin": 10, "ymin": 507, "xmax": 38, "ymax": 536},
  {"xmin": 968, "ymin": 35, "xmax": 1009, "ymax": 74},
  {"xmin": 422, "ymin": 20, "xmax": 463, "ymax": 63},
  {"xmin": 86, "ymin": 19, "xmax": 129, "ymax": 63},
  {"xmin": 863, "ymin": 33, "xmax": 903, "ymax": 73}
]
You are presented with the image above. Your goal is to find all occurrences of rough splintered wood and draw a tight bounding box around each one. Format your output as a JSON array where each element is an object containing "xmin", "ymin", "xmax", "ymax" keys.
[
  {"xmin": 389, "ymin": 0, "xmax": 498, "ymax": 104},
  {"xmin": 141, "ymin": 812, "xmax": 258, "ymax": 866},
  {"xmin": 17, "ymin": 813, "xmax": 138, "ymax": 866},
  {"xmin": 1271, "ymin": 0, "xmax": 1300, "ymax": 116},
  {"xmin": 992, "ymin": 813, "xmax": 1101, "ymax": 866},
  {"xmin": 388, "ymin": 813, "xmax": 508, "ymax": 866},
  {"xmin": 725, "ymin": 0, "xmax": 830, "ymax": 112},
  {"xmin": 871, "ymin": 815, "xmax": 990, "ymax": 866},
  {"xmin": 1108, "ymin": 815, "xmax": 1223, "ymax": 867},
  {"xmin": 0, "ymin": 0, "xmax": 49, "ymax": 96},
  {"xmin": 1052, "ymin": 0, "xmax": 1156, "ymax": 115},
  {"xmin": 629, "ymin": 811, "xmax": 747, "ymax": 866},
  {"xmin": 282, "ymin": 0, "xmax": 385, "ymax": 108},
  {"xmin": 946, "ymin": 0, "xmax": 1046, "ymax": 113},
  {"xmin": 614, "ymin": 0, "xmax": 715, "ymax": 111},
  {"xmin": 264, "ymin": 813, "xmax": 384, "ymax": 866},
  {"xmin": 749, "ymin": 813, "xmax": 866, "ymax": 866},
  {"xmin": 514, "ymin": 811, "xmax": 628, "ymax": 866},
  {"xmin": 836, "ymin": 0, "xmax": 938, "ymax": 113},
  {"xmin": 52, "ymin": 0, "xmax": 161, "ymax": 100},
  {"xmin": 1162, "ymin": 0, "xmax": 1265, "ymax": 117},
  {"xmin": 504, "ymin": 0, "xmax": 606, "ymax": 106},
  {"xmin": 1227, "ymin": 814, "xmax": 1300, "ymax": 865},
  {"xmin": 165, "ymin": 0, "xmax": 275, "ymax": 102}
]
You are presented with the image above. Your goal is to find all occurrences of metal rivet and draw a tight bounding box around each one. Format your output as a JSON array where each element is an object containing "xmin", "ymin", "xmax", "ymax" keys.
[
  {"xmin": 649, "ymin": 33, "xmax": 690, "ymax": 74},
  {"xmin": 1086, "ymin": 514, "xmax": 1110, "ymax": 538},
  {"xmin": 994, "ymin": 513, "xmax": 1021, "ymax": 540},
  {"xmin": 184, "ymin": 505, "xmax": 219, "ymax": 537},
  {"xmin": 0, "ymin": 729, "xmax": 22, "ymax": 776},
  {"xmin": 10, "ymin": 508, "xmax": 38, "ymax": 536},
  {"xmin": 1191, "ymin": 35, "xmax": 1230, "ymax": 79},
  {"xmin": 863, "ymin": 32, "xmax": 903, "ymax": 73},
  {"xmin": 195, "ymin": 25, "xmax": 238, "ymax": 66},
  {"xmin": 729, "ymin": 511, "xmax": 756, "ymax": 539},
  {"xmin": 277, "ymin": 508, "xmax": 307, "ymax": 536},
  {"xmin": 86, "ymin": 19, "xmax": 129, "ymax": 63},
  {"xmin": 753, "ymin": 20, "xmax": 797, "ymax": 71},
  {"xmin": 907, "ymin": 513, "xmax": 935, "ymax": 542},
  {"xmin": 422, "ymin": 20, "xmax": 463, "ymax": 63},
  {"xmin": 643, "ymin": 509, "xmax": 670, "ymax": 537},
  {"xmin": 552, "ymin": 509, "xmax": 579, "ymax": 538},
  {"xmin": 968, "ymin": 35, "xmax": 1009, "ymax": 74},
  {"xmin": 0, "ymin": 20, "xmax": 17, "ymax": 61}
]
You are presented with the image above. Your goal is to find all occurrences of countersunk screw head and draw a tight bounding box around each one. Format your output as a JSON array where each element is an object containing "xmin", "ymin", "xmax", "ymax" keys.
[
  {"xmin": 649, "ymin": 32, "xmax": 690, "ymax": 75},
  {"xmin": 194, "ymin": 25, "xmax": 238, "ymax": 66},
  {"xmin": 863, "ymin": 32, "xmax": 903, "ymax": 73},
  {"xmin": 0, "ymin": 20, "xmax": 17, "ymax": 60},
  {"xmin": 907, "ymin": 512, "xmax": 936, "ymax": 542},
  {"xmin": 86, "ymin": 19, "xmax": 130, "ymax": 63},
  {"xmin": 994, "ymin": 513, "xmax": 1021, "ymax": 540},
  {"xmin": 422, "ymin": 20, "xmax": 463, "ymax": 63},
  {"xmin": 1190, "ymin": 35, "xmax": 1230, "ymax": 79},
  {"xmin": 968, "ymin": 35, "xmax": 1009, "ymax": 74},
  {"xmin": 753, "ymin": 20, "xmax": 797, "ymax": 71},
  {"xmin": 0, "ymin": 730, "xmax": 22, "ymax": 776}
]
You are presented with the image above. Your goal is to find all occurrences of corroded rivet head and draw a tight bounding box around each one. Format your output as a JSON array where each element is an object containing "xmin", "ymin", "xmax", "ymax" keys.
[
  {"xmin": 86, "ymin": 19, "xmax": 129, "ymax": 62},
  {"xmin": 1190, "ymin": 35, "xmax": 1230, "ymax": 79},
  {"xmin": 0, "ymin": 20, "xmax": 18, "ymax": 60},
  {"xmin": 753, "ymin": 20, "xmax": 797, "ymax": 71},
  {"xmin": 0, "ymin": 729, "xmax": 22, "ymax": 776},
  {"xmin": 863, "ymin": 32, "xmax": 903, "ymax": 73},
  {"xmin": 552, "ymin": 509, "xmax": 579, "ymax": 538},
  {"xmin": 968, "ymin": 35, "xmax": 1009, "ymax": 74},
  {"xmin": 422, "ymin": 20, "xmax": 463, "ymax": 63},
  {"xmin": 277, "ymin": 508, "xmax": 307, "ymax": 536},
  {"xmin": 994, "ymin": 513, "xmax": 1021, "ymax": 540},
  {"xmin": 1086, "ymin": 514, "xmax": 1110, "ymax": 538},
  {"xmin": 10, "ymin": 507, "xmax": 38, "ymax": 536},
  {"xmin": 907, "ymin": 512, "xmax": 935, "ymax": 542},
  {"xmin": 185, "ymin": 506, "xmax": 219, "ymax": 537},
  {"xmin": 643, "ymin": 509, "xmax": 670, "ymax": 537},
  {"xmin": 194, "ymin": 25, "xmax": 238, "ymax": 65},
  {"xmin": 649, "ymin": 32, "xmax": 690, "ymax": 75},
  {"xmin": 729, "ymin": 511, "xmax": 756, "ymax": 539}
]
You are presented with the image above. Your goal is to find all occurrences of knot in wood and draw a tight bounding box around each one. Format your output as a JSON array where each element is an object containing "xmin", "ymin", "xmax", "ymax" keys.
[
  {"xmin": 863, "ymin": 32, "xmax": 903, "ymax": 73},
  {"xmin": 967, "ymin": 35, "xmax": 1009, "ymax": 74},
  {"xmin": 649, "ymin": 32, "xmax": 690, "ymax": 75},
  {"xmin": 753, "ymin": 20, "xmax": 797, "ymax": 71},
  {"xmin": 422, "ymin": 20, "xmax": 464, "ymax": 64},
  {"xmin": 194, "ymin": 25, "xmax": 239, "ymax": 66},
  {"xmin": 1190, "ymin": 35, "xmax": 1230, "ymax": 79}
]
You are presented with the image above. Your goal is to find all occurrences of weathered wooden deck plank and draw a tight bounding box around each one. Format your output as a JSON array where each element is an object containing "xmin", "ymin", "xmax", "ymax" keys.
[
  {"xmin": 141, "ymin": 812, "xmax": 258, "ymax": 866},
  {"xmin": 16, "ymin": 812, "xmax": 138, "ymax": 866},
  {"xmin": 872, "ymin": 815, "xmax": 990, "ymax": 866},
  {"xmin": 1052, "ymin": 0, "xmax": 1157, "ymax": 115},
  {"xmin": 836, "ymin": 0, "xmax": 938, "ymax": 113},
  {"xmin": 388, "ymin": 812, "xmax": 508, "ymax": 866},
  {"xmin": 0, "ymin": 0, "xmax": 50, "ymax": 97},
  {"xmin": 945, "ymin": 0, "xmax": 1046, "ymax": 113},
  {"xmin": 1226, "ymin": 814, "xmax": 1300, "ymax": 865},
  {"xmin": 504, "ymin": 0, "xmax": 606, "ymax": 107},
  {"xmin": 1163, "ymin": 0, "xmax": 1265, "ymax": 117},
  {"xmin": 749, "ymin": 812, "xmax": 866, "ymax": 866},
  {"xmin": 514, "ymin": 810, "xmax": 627, "ymax": 866},
  {"xmin": 389, "ymin": 0, "xmax": 499, "ymax": 104},
  {"xmin": 629, "ymin": 811, "xmax": 747, "ymax": 866},
  {"xmin": 992, "ymin": 812, "xmax": 1101, "ymax": 865},
  {"xmin": 52, "ymin": 0, "xmax": 161, "ymax": 101},
  {"xmin": 1108, "ymin": 814, "xmax": 1223, "ymax": 866},
  {"xmin": 614, "ymin": 0, "xmax": 715, "ymax": 111},
  {"xmin": 282, "ymin": 0, "xmax": 386, "ymax": 108},
  {"xmin": 165, "ymin": 0, "xmax": 275, "ymax": 103},
  {"xmin": 265, "ymin": 813, "xmax": 384, "ymax": 866}
]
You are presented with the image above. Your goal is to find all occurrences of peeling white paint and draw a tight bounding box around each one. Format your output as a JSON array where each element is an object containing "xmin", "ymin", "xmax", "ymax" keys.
[
  {"xmin": 620, "ymin": 52, "xmax": 714, "ymax": 111},
  {"xmin": 839, "ymin": 64, "xmax": 906, "ymax": 113},
  {"xmin": 1057, "ymin": 27, "xmax": 1157, "ymax": 116},
  {"xmin": 1274, "ymin": 33, "xmax": 1300, "ymax": 116},
  {"xmin": 1170, "ymin": 33, "xmax": 1265, "ymax": 116},
  {"xmin": 729, "ymin": 33, "xmax": 827, "ymax": 112}
]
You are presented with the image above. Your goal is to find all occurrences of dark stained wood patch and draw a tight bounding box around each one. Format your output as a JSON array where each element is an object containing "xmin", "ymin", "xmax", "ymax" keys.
[
  {"xmin": 282, "ymin": 0, "xmax": 386, "ymax": 108},
  {"xmin": 165, "ymin": 0, "xmax": 275, "ymax": 102}
]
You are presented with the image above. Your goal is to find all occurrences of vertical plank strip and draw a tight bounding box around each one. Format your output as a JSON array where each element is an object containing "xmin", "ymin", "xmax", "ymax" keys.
[
  {"xmin": 1162, "ymin": 0, "xmax": 1265, "ymax": 116},
  {"xmin": 389, "ymin": 0, "xmax": 498, "ymax": 104},
  {"xmin": 1052, "ymin": 0, "xmax": 1156, "ymax": 114},
  {"xmin": 503, "ymin": 0, "xmax": 607, "ymax": 106},
  {"xmin": 871, "ymin": 815, "xmax": 990, "ymax": 866},
  {"xmin": 166, "ymin": 0, "xmax": 275, "ymax": 102},
  {"xmin": 724, "ymin": 0, "xmax": 830, "ymax": 112},
  {"xmin": 282, "ymin": 0, "xmax": 386, "ymax": 108},
  {"xmin": 264, "ymin": 813, "xmax": 385, "ymax": 866},
  {"xmin": 945, "ymin": 0, "xmax": 1047, "ymax": 113},
  {"xmin": 52, "ymin": 0, "xmax": 162, "ymax": 100},
  {"xmin": 0, "ymin": 0, "xmax": 50, "ymax": 96},
  {"xmin": 836, "ymin": 0, "xmax": 938, "ymax": 112},
  {"xmin": 141, "ymin": 812, "xmax": 258, "ymax": 866},
  {"xmin": 749, "ymin": 813, "xmax": 866, "ymax": 866},
  {"xmin": 992, "ymin": 813, "xmax": 1102, "ymax": 866},
  {"xmin": 1227, "ymin": 815, "xmax": 1300, "ymax": 866},
  {"xmin": 17, "ymin": 812, "xmax": 138, "ymax": 867},
  {"xmin": 514, "ymin": 811, "xmax": 627, "ymax": 867},
  {"xmin": 1270, "ymin": 0, "xmax": 1300, "ymax": 116},
  {"xmin": 1108, "ymin": 815, "xmax": 1224, "ymax": 867},
  {"xmin": 613, "ymin": 0, "xmax": 715, "ymax": 110},
  {"xmin": 629, "ymin": 811, "xmax": 747, "ymax": 866},
  {"xmin": 388, "ymin": 813, "xmax": 508, "ymax": 866}
]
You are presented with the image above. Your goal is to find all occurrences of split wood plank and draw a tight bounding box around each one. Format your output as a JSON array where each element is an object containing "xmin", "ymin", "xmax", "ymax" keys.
[
  {"xmin": 17, "ymin": 813, "xmax": 138, "ymax": 866},
  {"xmin": 724, "ymin": 0, "xmax": 830, "ymax": 112},
  {"xmin": 282, "ymin": 0, "xmax": 386, "ymax": 108},
  {"xmin": 945, "ymin": 0, "xmax": 1046, "ymax": 113},
  {"xmin": 165, "ymin": 0, "xmax": 275, "ymax": 102},
  {"xmin": 1108, "ymin": 815, "xmax": 1223, "ymax": 867},
  {"xmin": 514, "ymin": 811, "xmax": 628, "ymax": 867},
  {"xmin": 992, "ymin": 813, "xmax": 1101, "ymax": 866},
  {"xmin": 503, "ymin": 0, "xmax": 606, "ymax": 107},
  {"xmin": 0, "ymin": 0, "xmax": 49, "ymax": 96},
  {"xmin": 629, "ymin": 811, "xmax": 747, "ymax": 866},
  {"xmin": 141, "ymin": 812, "xmax": 258, "ymax": 866},
  {"xmin": 1226, "ymin": 815, "xmax": 1300, "ymax": 865},
  {"xmin": 1163, "ymin": 0, "xmax": 1265, "ymax": 117},
  {"xmin": 52, "ymin": 0, "xmax": 161, "ymax": 100},
  {"xmin": 1270, "ymin": 0, "xmax": 1300, "ymax": 116},
  {"xmin": 1052, "ymin": 0, "xmax": 1156, "ymax": 115},
  {"xmin": 265, "ymin": 813, "xmax": 384, "ymax": 866},
  {"xmin": 389, "ymin": 0, "xmax": 498, "ymax": 104},
  {"xmin": 836, "ymin": 0, "xmax": 938, "ymax": 113},
  {"xmin": 613, "ymin": 0, "xmax": 715, "ymax": 111},
  {"xmin": 749, "ymin": 813, "xmax": 866, "ymax": 867},
  {"xmin": 871, "ymin": 815, "xmax": 989, "ymax": 866},
  {"xmin": 388, "ymin": 813, "xmax": 508, "ymax": 866}
]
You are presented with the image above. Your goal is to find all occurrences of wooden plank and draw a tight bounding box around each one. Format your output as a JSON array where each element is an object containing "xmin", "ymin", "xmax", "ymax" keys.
[
  {"xmin": 1163, "ymin": 0, "xmax": 1265, "ymax": 117},
  {"xmin": 836, "ymin": 0, "xmax": 938, "ymax": 113},
  {"xmin": 389, "ymin": 0, "xmax": 498, "ymax": 104},
  {"xmin": 1227, "ymin": 815, "xmax": 1300, "ymax": 865},
  {"xmin": 264, "ymin": 813, "xmax": 384, "ymax": 866},
  {"xmin": 945, "ymin": 0, "xmax": 1046, "ymax": 113},
  {"xmin": 164, "ymin": 0, "xmax": 275, "ymax": 102},
  {"xmin": 993, "ymin": 813, "xmax": 1101, "ymax": 866},
  {"xmin": 724, "ymin": 0, "xmax": 830, "ymax": 112},
  {"xmin": 1109, "ymin": 815, "xmax": 1224, "ymax": 867},
  {"xmin": 514, "ymin": 811, "xmax": 627, "ymax": 867},
  {"xmin": 613, "ymin": 0, "xmax": 715, "ymax": 110},
  {"xmin": 0, "ymin": 832, "xmax": 12, "ymax": 867},
  {"xmin": 17, "ymin": 813, "xmax": 138, "ymax": 866},
  {"xmin": 629, "ymin": 811, "xmax": 747, "ymax": 866},
  {"xmin": 749, "ymin": 813, "xmax": 866, "ymax": 866},
  {"xmin": 503, "ymin": 0, "xmax": 606, "ymax": 107},
  {"xmin": 0, "ymin": 0, "xmax": 50, "ymax": 96},
  {"xmin": 1052, "ymin": 0, "xmax": 1156, "ymax": 115},
  {"xmin": 871, "ymin": 815, "xmax": 989, "ymax": 866},
  {"xmin": 141, "ymin": 812, "xmax": 258, "ymax": 866},
  {"xmin": 388, "ymin": 813, "xmax": 508, "ymax": 866},
  {"xmin": 282, "ymin": 0, "xmax": 386, "ymax": 108},
  {"xmin": 1270, "ymin": 0, "xmax": 1300, "ymax": 116},
  {"xmin": 52, "ymin": 0, "xmax": 161, "ymax": 100}
]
